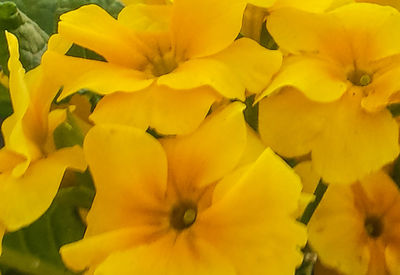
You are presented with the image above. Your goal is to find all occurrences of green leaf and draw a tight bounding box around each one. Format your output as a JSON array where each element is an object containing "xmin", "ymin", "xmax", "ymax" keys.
[
  {"xmin": 6, "ymin": 0, "xmax": 124, "ymax": 35},
  {"xmin": 53, "ymin": 110, "xmax": 85, "ymax": 149},
  {"xmin": 0, "ymin": 172, "xmax": 95, "ymax": 275},
  {"xmin": 0, "ymin": 82, "xmax": 11, "ymax": 119},
  {"xmin": 243, "ymin": 95, "xmax": 259, "ymax": 131},
  {"xmin": 0, "ymin": 1, "xmax": 49, "ymax": 72}
]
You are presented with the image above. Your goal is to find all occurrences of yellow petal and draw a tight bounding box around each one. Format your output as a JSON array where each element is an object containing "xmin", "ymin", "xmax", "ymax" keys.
[
  {"xmin": 312, "ymin": 93, "xmax": 399, "ymax": 184},
  {"xmin": 257, "ymin": 56, "xmax": 347, "ymax": 103},
  {"xmin": 83, "ymin": 125, "xmax": 168, "ymax": 233},
  {"xmin": 47, "ymin": 34, "xmax": 72, "ymax": 54},
  {"xmin": 211, "ymin": 38, "xmax": 283, "ymax": 95},
  {"xmin": 118, "ymin": 4, "xmax": 171, "ymax": 32},
  {"xmin": 308, "ymin": 185, "xmax": 370, "ymax": 275},
  {"xmin": 294, "ymin": 161, "xmax": 321, "ymax": 195},
  {"xmin": 160, "ymin": 102, "xmax": 246, "ymax": 189},
  {"xmin": 95, "ymin": 232, "xmax": 235, "ymax": 275},
  {"xmin": 259, "ymin": 88, "xmax": 326, "ymax": 158},
  {"xmin": 236, "ymin": 125, "xmax": 266, "ymax": 167},
  {"xmin": 0, "ymin": 146, "xmax": 86, "ymax": 231},
  {"xmin": 0, "ymin": 148, "xmax": 25, "ymax": 173},
  {"xmin": 330, "ymin": 3, "xmax": 400, "ymax": 61},
  {"xmin": 362, "ymin": 61, "xmax": 400, "ymax": 111},
  {"xmin": 171, "ymin": 0, "xmax": 247, "ymax": 59},
  {"xmin": 61, "ymin": 227, "xmax": 154, "ymax": 272},
  {"xmin": 248, "ymin": 0, "xmax": 277, "ymax": 8},
  {"xmin": 90, "ymin": 90, "xmax": 150, "ymax": 130},
  {"xmin": 42, "ymin": 52, "xmax": 153, "ymax": 100},
  {"xmin": 198, "ymin": 148, "xmax": 306, "ymax": 275},
  {"xmin": 268, "ymin": 4, "xmax": 400, "ymax": 64},
  {"xmin": 4, "ymin": 31, "xmax": 29, "ymax": 118},
  {"xmin": 158, "ymin": 58, "xmax": 245, "ymax": 100},
  {"xmin": 58, "ymin": 4, "xmax": 147, "ymax": 68},
  {"xmin": 272, "ymin": 0, "xmax": 334, "ymax": 12},
  {"xmin": 267, "ymin": 8, "xmax": 337, "ymax": 56},
  {"xmin": 148, "ymin": 85, "xmax": 219, "ymax": 135}
]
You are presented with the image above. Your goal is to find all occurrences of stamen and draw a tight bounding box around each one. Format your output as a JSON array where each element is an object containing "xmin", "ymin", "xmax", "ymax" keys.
[
  {"xmin": 347, "ymin": 70, "xmax": 372, "ymax": 87},
  {"xmin": 359, "ymin": 74, "xmax": 371, "ymax": 86}
]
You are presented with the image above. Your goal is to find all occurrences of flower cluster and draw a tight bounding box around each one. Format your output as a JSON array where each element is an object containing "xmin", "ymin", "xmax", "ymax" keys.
[{"xmin": 0, "ymin": 0, "xmax": 400, "ymax": 274}]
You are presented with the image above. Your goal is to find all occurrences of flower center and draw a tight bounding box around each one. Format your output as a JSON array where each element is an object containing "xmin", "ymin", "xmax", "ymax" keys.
[
  {"xmin": 347, "ymin": 70, "xmax": 372, "ymax": 87},
  {"xmin": 170, "ymin": 201, "xmax": 197, "ymax": 231},
  {"xmin": 151, "ymin": 51, "xmax": 178, "ymax": 77},
  {"xmin": 364, "ymin": 216, "xmax": 383, "ymax": 239}
]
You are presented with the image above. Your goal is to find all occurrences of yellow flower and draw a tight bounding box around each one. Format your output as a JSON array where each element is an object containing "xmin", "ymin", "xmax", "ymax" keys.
[
  {"xmin": 258, "ymin": 3, "xmax": 400, "ymax": 184},
  {"xmin": 44, "ymin": 0, "xmax": 282, "ymax": 135},
  {"xmin": 308, "ymin": 170, "xmax": 400, "ymax": 275},
  {"xmin": 0, "ymin": 32, "xmax": 87, "ymax": 253},
  {"xmin": 60, "ymin": 103, "xmax": 306, "ymax": 275}
]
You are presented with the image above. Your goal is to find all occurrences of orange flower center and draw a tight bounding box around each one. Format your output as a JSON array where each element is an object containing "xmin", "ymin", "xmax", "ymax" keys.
[
  {"xmin": 169, "ymin": 201, "xmax": 198, "ymax": 230},
  {"xmin": 364, "ymin": 215, "xmax": 384, "ymax": 239}
]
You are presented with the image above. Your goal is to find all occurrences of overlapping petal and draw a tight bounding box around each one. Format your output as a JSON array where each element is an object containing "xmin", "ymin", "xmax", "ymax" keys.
[
  {"xmin": 198, "ymin": 149, "xmax": 306, "ymax": 274},
  {"xmin": 171, "ymin": 0, "xmax": 247, "ymax": 59},
  {"xmin": 95, "ymin": 232, "xmax": 235, "ymax": 275},
  {"xmin": 58, "ymin": 4, "xmax": 148, "ymax": 68},
  {"xmin": 61, "ymin": 227, "xmax": 156, "ymax": 272},
  {"xmin": 259, "ymin": 88, "xmax": 399, "ymax": 184},
  {"xmin": 160, "ymin": 102, "xmax": 247, "ymax": 189},
  {"xmin": 83, "ymin": 124, "xmax": 168, "ymax": 235},
  {"xmin": 259, "ymin": 88, "xmax": 326, "ymax": 157},
  {"xmin": 257, "ymin": 56, "xmax": 347, "ymax": 102},
  {"xmin": 42, "ymin": 52, "xmax": 153, "ymax": 100},
  {"xmin": 0, "ymin": 146, "xmax": 86, "ymax": 231}
]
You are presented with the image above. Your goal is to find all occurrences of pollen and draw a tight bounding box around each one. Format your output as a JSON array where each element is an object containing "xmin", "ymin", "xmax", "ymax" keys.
[{"xmin": 347, "ymin": 70, "xmax": 372, "ymax": 87}]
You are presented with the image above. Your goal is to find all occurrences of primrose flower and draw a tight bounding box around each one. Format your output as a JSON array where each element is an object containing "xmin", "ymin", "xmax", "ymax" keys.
[
  {"xmin": 258, "ymin": 3, "xmax": 400, "ymax": 184},
  {"xmin": 60, "ymin": 103, "xmax": 306, "ymax": 275},
  {"xmin": 0, "ymin": 32, "xmax": 86, "ymax": 253},
  {"xmin": 308, "ymin": 170, "xmax": 400, "ymax": 275},
  {"xmin": 45, "ymin": 0, "xmax": 282, "ymax": 135}
]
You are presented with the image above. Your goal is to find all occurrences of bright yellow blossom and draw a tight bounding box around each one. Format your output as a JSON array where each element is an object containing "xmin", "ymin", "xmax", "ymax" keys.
[
  {"xmin": 309, "ymin": 170, "xmax": 400, "ymax": 275},
  {"xmin": 60, "ymin": 103, "xmax": 306, "ymax": 275},
  {"xmin": 45, "ymin": 0, "xmax": 282, "ymax": 135},
  {"xmin": 0, "ymin": 32, "xmax": 87, "ymax": 253},
  {"xmin": 258, "ymin": 3, "xmax": 400, "ymax": 184}
]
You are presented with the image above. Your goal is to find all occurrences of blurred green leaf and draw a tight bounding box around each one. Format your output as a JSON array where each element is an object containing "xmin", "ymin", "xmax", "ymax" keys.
[
  {"xmin": 0, "ymin": 82, "xmax": 11, "ymax": 119},
  {"xmin": 0, "ymin": 1, "xmax": 48, "ymax": 72},
  {"xmin": 53, "ymin": 110, "xmax": 85, "ymax": 149},
  {"xmin": 0, "ymin": 172, "xmax": 94, "ymax": 275},
  {"xmin": 243, "ymin": 95, "xmax": 258, "ymax": 131},
  {"xmin": 5, "ymin": 0, "xmax": 124, "ymax": 35}
]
